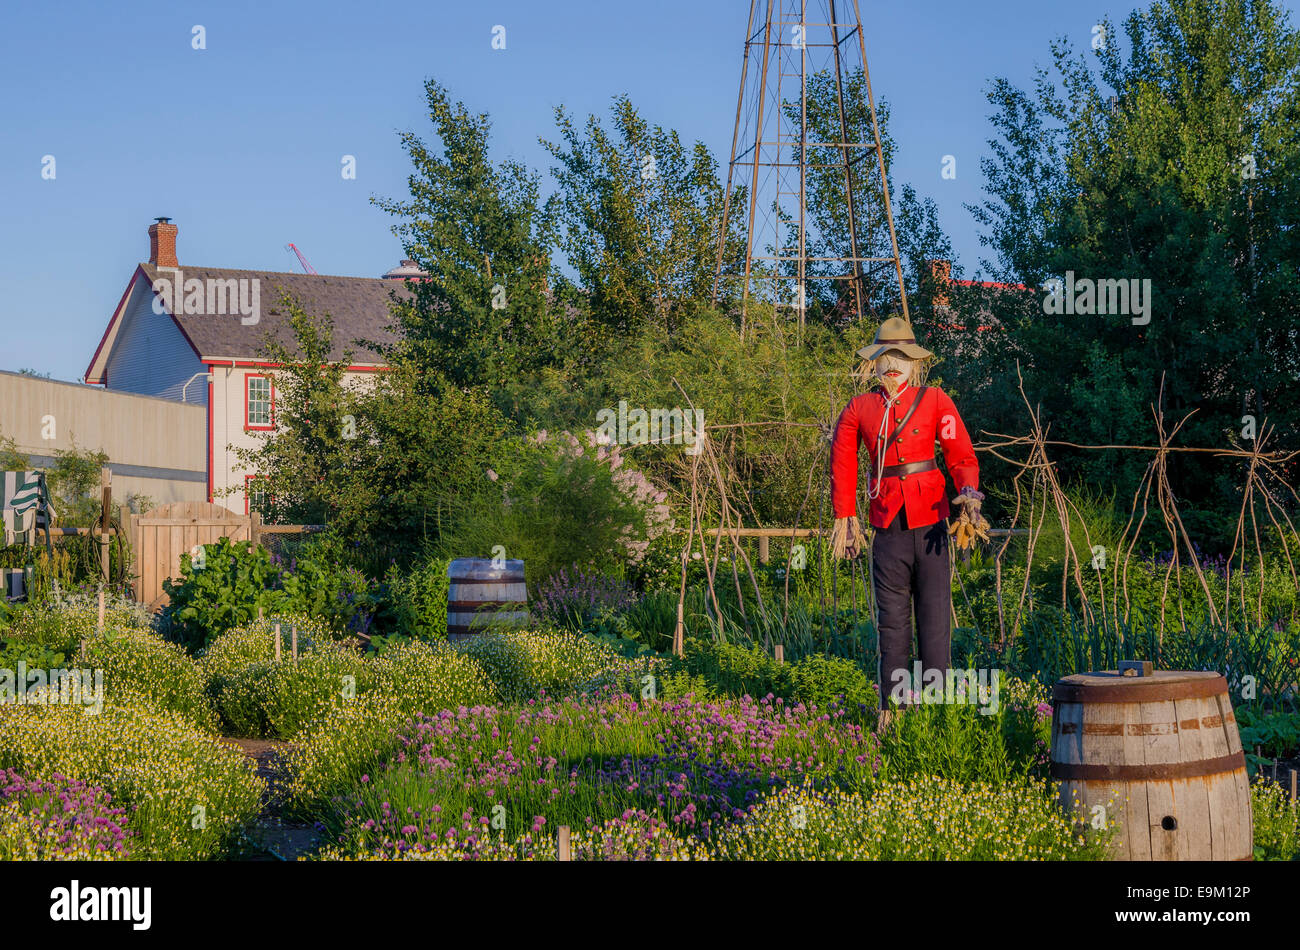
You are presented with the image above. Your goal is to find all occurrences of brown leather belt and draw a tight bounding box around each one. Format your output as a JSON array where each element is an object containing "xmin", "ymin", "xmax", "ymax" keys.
[{"xmin": 878, "ymin": 458, "xmax": 937, "ymax": 479}]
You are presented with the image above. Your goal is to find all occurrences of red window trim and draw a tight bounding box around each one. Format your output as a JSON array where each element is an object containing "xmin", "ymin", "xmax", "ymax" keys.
[
  {"xmin": 244, "ymin": 373, "xmax": 275, "ymax": 431},
  {"xmin": 244, "ymin": 474, "xmax": 271, "ymax": 516}
]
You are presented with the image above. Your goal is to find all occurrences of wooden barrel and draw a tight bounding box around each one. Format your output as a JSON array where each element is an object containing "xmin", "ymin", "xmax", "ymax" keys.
[
  {"xmin": 446, "ymin": 558, "xmax": 528, "ymax": 641},
  {"xmin": 1050, "ymin": 670, "xmax": 1252, "ymax": 860}
]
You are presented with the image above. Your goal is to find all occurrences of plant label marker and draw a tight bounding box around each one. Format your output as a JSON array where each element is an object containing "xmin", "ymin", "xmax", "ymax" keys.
[
  {"xmin": 274, "ymin": 623, "xmax": 282, "ymax": 662},
  {"xmin": 557, "ymin": 826, "xmax": 571, "ymax": 861}
]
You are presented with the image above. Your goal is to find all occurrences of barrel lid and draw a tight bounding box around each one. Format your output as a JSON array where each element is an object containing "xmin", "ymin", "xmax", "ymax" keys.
[
  {"xmin": 447, "ymin": 558, "xmax": 525, "ymax": 576},
  {"xmin": 1053, "ymin": 670, "xmax": 1228, "ymax": 704}
]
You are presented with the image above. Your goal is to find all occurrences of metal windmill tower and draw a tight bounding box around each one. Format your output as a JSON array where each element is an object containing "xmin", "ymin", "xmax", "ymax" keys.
[{"xmin": 713, "ymin": 0, "xmax": 909, "ymax": 337}]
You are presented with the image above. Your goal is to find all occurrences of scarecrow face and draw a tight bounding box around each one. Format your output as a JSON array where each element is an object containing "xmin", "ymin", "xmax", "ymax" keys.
[{"xmin": 875, "ymin": 349, "xmax": 915, "ymax": 394}]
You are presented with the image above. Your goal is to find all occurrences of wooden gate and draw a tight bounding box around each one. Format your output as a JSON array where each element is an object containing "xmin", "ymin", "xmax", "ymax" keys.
[{"xmin": 125, "ymin": 502, "xmax": 251, "ymax": 610}]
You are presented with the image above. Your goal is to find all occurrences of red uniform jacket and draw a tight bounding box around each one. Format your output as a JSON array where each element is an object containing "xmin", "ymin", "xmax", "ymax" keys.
[{"xmin": 831, "ymin": 384, "xmax": 979, "ymax": 530}]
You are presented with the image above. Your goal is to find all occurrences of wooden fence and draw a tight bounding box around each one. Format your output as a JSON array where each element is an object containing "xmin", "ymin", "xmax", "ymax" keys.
[{"xmin": 123, "ymin": 500, "xmax": 322, "ymax": 610}]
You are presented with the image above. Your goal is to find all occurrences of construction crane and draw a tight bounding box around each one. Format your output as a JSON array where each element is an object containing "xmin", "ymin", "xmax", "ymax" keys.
[{"xmin": 284, "ymin": 243, "xmax": 318, "ymax": 275}]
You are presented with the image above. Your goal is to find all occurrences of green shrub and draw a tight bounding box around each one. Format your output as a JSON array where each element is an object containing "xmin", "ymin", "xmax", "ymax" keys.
[
  {"xmin": 707, "ymin": 776, "xmax": 1110, "ymax": 860},
  {"xmin": 77, "ymin": 627, "xmax": 218, "ymax": 732},
  {"xmin": 437, "ymin": 431, "xmax": 660, "ymax": 593},
  {"xmin": 385, "ymin": 552, "xmax": 451, "ymax": 640},
  {"xmin": 875, "ymin": 675, "xmax": 1052, "ymax": 785},
  {"xmin": 283, "ymin": 694, "xmax": 419, "ymax": 815},
  {"xmin": 1252, "ymin": 780, "xmax": 1300, "ymax": 861},
  {"xmin": 370, "ymin": 640, "xmax": 495, "ymax": 711},
  {"xmin": 0, "ymin": 701, "xmax": 263, "ymax": 859},
  {"xmin": 202, "ymin": 621, "xmax": 494, "ymax": 740},
  {"xmin": 452, "ymin": 629, "xmax": 639, "ymax": 703},
  {"xmin": 277, "ymin": 533, "xmax": 384, "ymax": 636},
  {"xmin": 162, "ymin": 538, "xmax": 286, "ymax": 650}
]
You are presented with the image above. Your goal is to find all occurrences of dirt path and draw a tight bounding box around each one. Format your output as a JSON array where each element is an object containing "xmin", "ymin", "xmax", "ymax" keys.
[{"xmin": 222, "ymin": 738, "xmax": 324, "ymax": 861}]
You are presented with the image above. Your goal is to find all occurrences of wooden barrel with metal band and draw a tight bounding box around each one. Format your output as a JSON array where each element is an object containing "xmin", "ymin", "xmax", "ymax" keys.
[
  {"xmin": 446, "ymin": 558, "xmax": 528, "ymax": 641},
  {"xmin": 1050, "ymin": 669, "xmax": 1252, "ymax": 861}
]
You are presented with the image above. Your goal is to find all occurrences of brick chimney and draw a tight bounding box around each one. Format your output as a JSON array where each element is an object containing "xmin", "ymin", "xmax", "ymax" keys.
[
  {"xmin": 148, "ymin": 217, "xmax": 178, "ymax": 268},
  {"xmin": 927, "ymin": 259, "xmax": 952, "ymax": 309}
]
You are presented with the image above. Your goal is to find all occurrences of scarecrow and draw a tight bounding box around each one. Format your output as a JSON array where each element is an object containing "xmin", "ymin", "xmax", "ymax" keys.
[{"xmin": 828, "ymin": 317, "xmax": 989, "ymax": 718}]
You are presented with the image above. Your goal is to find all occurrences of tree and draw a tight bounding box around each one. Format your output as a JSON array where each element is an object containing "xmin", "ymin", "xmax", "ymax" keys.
[
  {"xmin": 372, "ymin": 80, "xmax": 571, "ymax": 410},
  {"xmin": 969, "ymin": 0, "xmax": 1300, "ymax": 545},
  {"xmin": 541, "ymin": 96, "xmax": 745, "ymax": 340}
]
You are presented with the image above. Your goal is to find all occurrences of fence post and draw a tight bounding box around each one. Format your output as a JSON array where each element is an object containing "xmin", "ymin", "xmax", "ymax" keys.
[
  {"xmin": 250, "ymin": 511, "xmax": 263, "ymax": 549},
  {"xmin": 557, "ymin": 826, "xmax": 571, "ymax": 861},
  {"xmin": 100, "ymin": 467, "xmax": 112, "ymax": 584}
]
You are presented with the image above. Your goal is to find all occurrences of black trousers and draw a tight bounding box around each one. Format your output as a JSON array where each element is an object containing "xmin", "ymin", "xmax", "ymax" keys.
[{"xmin": 872, "ymin": 509, "xmax": 952, "ymax": 709}]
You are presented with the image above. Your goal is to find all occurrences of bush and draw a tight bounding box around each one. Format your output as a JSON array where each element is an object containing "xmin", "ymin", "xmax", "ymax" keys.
[
  {"xmin": 385, "ymin": 552, "xmax": 451, "ymax": 640},
  {"xmin": 283, "ymin": 694, "xmax": 420, "ymax": 815},
  {"xmin": 3, "ymin": 592, "xmax": 152, "ymax": 657},
  {"xmin": 276, "ymin": 533, "xmax": 385, "ymax": 637},
  {"xmin": 438, "ymin": 430, "xmax": 667, "ymax": 592},
  {"xmin": 203, "ymin": 623, "xmax": 494, "ymax": 740},
  {"xmin": 663, "ymin": 639, "xmax": 874, "ymax": 716},
  {"xmin": 875, "ymin": 675, "xmax": 1052, "ymax": 785},
  {"xmin": 0, "ymin": 701, "xmax": 263, "ymax": 859},
  {"xmin": 162, "ymin": 538, "xmax": 286, "ymax": 650},
  {"xmin": 452, "ymin": 629, "xmax": 644, "ymax": 703},
  {"xmin": 707, "ymin": 776, "xmax": 1110, "ymax": 860},
  {"xmin": 77, "ymin": 626, "xmax": 218, "ymax": 732},
  {"xmin": 1252, "ymin": 780, "xmax": 1300, "ymax": 861}
]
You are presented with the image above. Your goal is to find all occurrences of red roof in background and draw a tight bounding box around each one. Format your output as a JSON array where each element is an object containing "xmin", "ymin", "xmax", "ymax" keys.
[{"xmin": 951, "ymin": 278, "xmax": 1032, "ymax": 291}]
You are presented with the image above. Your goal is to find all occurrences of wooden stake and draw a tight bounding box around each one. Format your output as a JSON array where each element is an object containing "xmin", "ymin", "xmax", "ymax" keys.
[
  {"xmin": 99, "ymin": 468, "xmax": 111, "ymax": 584},
  {"xmin": 557, "ymin": 826, "xmax": 571, "ymax": 862},
  {"xmin": 291, "ymin": 625, "xmax": 298, "ymax": 661},
  {"xmin": 97, "ymin": 587, "xmax": 105, "ymax": 635},
  {"xmin": 274, "ymin": 623, "xmax": 282, "ymax": 662},
  {"xmin": 258, "ymin": 606, "xmax": 264, "ymax": 622},
  {"xmin": 1273, "ymin": 758, "xmax": 1279, "ymax": 782},
  {"xmin": 673, "ymin": 601, "xmax": 684, "ymax": 657},
  {"xmin": 774, "ymin": 643, "xmax": 784, "ymax": 665},
  {"xmin": 1290, "ymin": 769, "xmax": 1297, "ymax": 806}
]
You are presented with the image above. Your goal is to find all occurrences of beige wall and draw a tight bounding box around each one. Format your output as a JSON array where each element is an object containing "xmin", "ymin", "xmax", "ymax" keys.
[{"xmin": 0, "ymin": 370, "xmax": 206, "ymax": 507}]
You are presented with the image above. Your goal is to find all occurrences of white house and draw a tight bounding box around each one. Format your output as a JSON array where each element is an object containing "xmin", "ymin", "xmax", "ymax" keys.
[{"xmin": 84, "ymin": 218, "xmax": 418, "ymax": 514}]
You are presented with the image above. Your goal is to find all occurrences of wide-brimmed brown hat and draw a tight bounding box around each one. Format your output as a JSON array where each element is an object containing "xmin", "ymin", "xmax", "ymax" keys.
[{"xmin": 856, "ymin": 316, "xmax": 933, "ymax": 361}]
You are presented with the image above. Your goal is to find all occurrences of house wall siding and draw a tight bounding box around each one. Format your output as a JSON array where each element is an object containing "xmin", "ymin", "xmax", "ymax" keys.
[
  {"xmin": 210, "ymin": 366, "xmax": 379, "ymax": 511},
  {"xmin": 104, "ymin": 280, "xmax": 207, "ymax": 405}
]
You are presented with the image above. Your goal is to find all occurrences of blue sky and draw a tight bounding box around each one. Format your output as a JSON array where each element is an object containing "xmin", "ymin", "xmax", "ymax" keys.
[{"xmin": 3, "ymin": 0, "xmax": 1295, "ymax": 381}]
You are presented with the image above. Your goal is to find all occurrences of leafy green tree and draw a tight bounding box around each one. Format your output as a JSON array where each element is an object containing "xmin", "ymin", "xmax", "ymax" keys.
[
  {"xmin": 542, "ymin": 95, "xmax": 746, "ymax": 340},
  {"xmin": 969, "ymin": 0, "xmax": 1300, "ymax": 545},
  {"xmin": 373, "ymin": 80, "xmax": 570, "ymax": 410}
]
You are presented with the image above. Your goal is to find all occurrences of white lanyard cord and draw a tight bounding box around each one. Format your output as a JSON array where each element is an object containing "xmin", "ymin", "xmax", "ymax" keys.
[{"xmin": 865, "ymin": 382, "xmax": 908, "ymax": 501}]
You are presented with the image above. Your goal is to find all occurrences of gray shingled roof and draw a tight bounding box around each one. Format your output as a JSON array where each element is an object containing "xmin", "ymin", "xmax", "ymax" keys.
[{"xmin": 140, "ymin": 263, "xmax": 411, "ymax": 363}]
